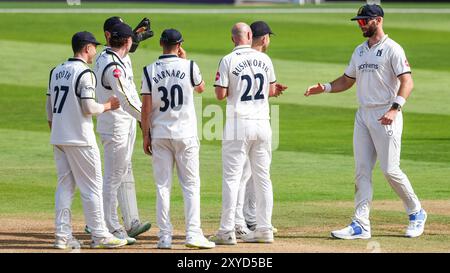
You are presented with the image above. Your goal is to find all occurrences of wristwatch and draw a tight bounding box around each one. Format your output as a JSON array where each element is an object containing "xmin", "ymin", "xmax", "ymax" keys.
[{"xmin": 391, "ymin": 102, "xmax": 402, "ymax": 111}]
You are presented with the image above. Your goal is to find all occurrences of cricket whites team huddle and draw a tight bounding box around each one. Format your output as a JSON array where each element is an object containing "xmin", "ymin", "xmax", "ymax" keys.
[{"xmin": 46, "ymin": 4, "xmax": 427, "ymax": 250}]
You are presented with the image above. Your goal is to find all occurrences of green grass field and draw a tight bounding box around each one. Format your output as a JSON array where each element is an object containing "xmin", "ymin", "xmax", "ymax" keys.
[{"xmin": 0, "ymin": 1, "xmax": 449, "ymax": 252}]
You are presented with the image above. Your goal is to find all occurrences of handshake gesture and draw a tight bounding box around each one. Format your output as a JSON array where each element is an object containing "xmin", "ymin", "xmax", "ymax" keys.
[{"xmin": 130, "ymin": 17, "xmax": 154, "ymax": 53}]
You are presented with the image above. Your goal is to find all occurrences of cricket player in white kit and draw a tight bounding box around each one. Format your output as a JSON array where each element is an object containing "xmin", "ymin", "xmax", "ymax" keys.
[
  {"xmin": 85, "ymin": 17, "xmax": 152, "ymax": 239},
  {"xmin": 141, "ymin": 29, "xmax": 215, "ymax": 249},
  {"xmin": 305, "ymin": 4, "xmax": 427, "ymax": 239},
  {"xmin": 210, "ymin": 23, "xmax": 278, "ymax": 245},
  {"xmin": 94, "ymin": 22, "xmax": 143, "ymax": 245},
  {"xmin": 234, "ymin": 21, "xmax": 286, "ymax": 238},
  {"xmin": 47, "ymin": 31, "xmax": 128, "ymax": 249}
]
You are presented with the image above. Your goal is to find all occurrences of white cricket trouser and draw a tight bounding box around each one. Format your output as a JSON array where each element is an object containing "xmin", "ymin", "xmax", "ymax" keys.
[
  {"xmin": 243, "ymin": 172, "xmax": 257, "ymax": 226},
  {"xmin": 220, "ymin": 119, "xmax": 273, "ymax": 233},
  {"xmin": 235, "ymin": 159, "xmax": 257, "ymax": 227},
  {"xmin": 54, "ymin": 145, "xmax": 111, "ymax": 239},
  {"xmin": 101, "ymin": 120, "xmax": 139, "ymax": 232},
  {"xmin": 353, "ymin": 106, "xmax": 422, "ymax": 230},
  {"xmin": 152, "ymin": 137, "xmax": 204, "ymax": 238}
]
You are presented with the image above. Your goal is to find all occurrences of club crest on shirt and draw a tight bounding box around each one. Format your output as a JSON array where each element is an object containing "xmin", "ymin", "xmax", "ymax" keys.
[
  {"xmin": 215, "ymin": 71, "xmax": 220, "ymax": 81},
  {"xmin": 113, "ymin": 68, "xmax": 121, "ymax": 78},
  {"xmin": 405, "ymin": 59, "xmax": 410, "ymax": 67}
]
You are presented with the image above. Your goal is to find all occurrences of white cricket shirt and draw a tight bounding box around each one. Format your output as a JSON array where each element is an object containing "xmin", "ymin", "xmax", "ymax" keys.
[
  {"xmin": 47, "ymin": 58, "xmax": 97, "ymax": 146},
  {"xmin": 94, "ymin": 48, "xmax": 142, "ymax": 135},
  {"xmin": 345, "ymin": 35, "xmax": 411, "ymax": 108},
  {"xmin": 214, "ymin": 45, "xmax": 276, "ymax": 120},
  {"xmin": 141, "ymin": 54, "xmax": 202, "ymax": 139}
]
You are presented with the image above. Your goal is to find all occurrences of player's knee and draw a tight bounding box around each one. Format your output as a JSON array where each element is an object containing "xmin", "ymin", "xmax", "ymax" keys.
[{"xmin": 382, "ymin": 168, "xmax": 404, "ymax": 181}]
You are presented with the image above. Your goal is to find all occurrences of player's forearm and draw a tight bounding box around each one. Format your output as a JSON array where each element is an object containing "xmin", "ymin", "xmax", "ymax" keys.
[
  {"xmin": 194, "ymin": 81, "xmax": 205, "ymax": 93},
  {"xmin": 141, "ymin": 96, "xmax": 152, "ymax": 138},
  {"xmin": 397, "ymin": 74, "xmax": 414, "ymax": 101},
  {"xmin": 268, "ymin": 83, "xmax": 277, "ymax": 97},
  {"xmin": 328, "ymin": 75, "xmax": 355, "ymax": 93},
  {"xmin": 215, "ymin": 86, "xmax": 227, "ymax": 100},
  {"xmin": 112, "ymin": 86, "xmax": 142, "ymax": 121},
  {"xmin": 81, "ymin": 99, "xmax": 105, "ymax": 116},
  {"xmin": 46, "ymin": 95, "xmax": 53, "ymax": 122}
]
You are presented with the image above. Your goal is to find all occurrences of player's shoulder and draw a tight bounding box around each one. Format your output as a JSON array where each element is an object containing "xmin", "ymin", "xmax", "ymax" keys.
[
  {"xmin": 384, "ymin": 36, "xmax": 405, "ymax": 52},
  {"xmin": 254, "ymin": 49, "xmax": 272, "ymax": 61}
]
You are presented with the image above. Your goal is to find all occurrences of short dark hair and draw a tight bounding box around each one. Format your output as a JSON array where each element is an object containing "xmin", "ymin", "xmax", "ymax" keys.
[
  {"xmin": 162, "ymin": 43, "xmax": 178, "ymax": 52},
  {"xmin": 110, "ymin": 36, "xmax": 129, "ymax": 48},
  {"xmin": 72, "ymin": 42, "xmax": 90, "ymax": 54}
]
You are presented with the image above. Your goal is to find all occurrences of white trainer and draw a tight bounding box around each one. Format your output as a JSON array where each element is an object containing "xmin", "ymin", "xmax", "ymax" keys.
[
  {"xmin": 405, "ymin": 209, "xmax": 427, "ymax": 238},
  {"xmin": 157, "ymin": 235, "xmax": 172, "ymax": 249},
  {"xmin": 235, "ymin": 225, "xmax": 252, "ymax": 239},
  {"xmin": 90, "ymin": 236, "xmax": 128, "ymax": 249},
  {"xmin": 54, "ymin": 236, "xmax": 81, "ymax": 250},
  {"xmin": 331, "ymin": 221, "xmax": 371, "ymax": 240},
  {"xmin": 247, "ymin": 223, "xmax": 278, "ymax": 235},
  {"xmin": 185, "ymin": 235, "xmax": 216, "ymax": 249},
  {"xmin": 112, "ymin": 228, "xmax": 137, "ymax": 245},
  {"xmin": 242, "ymin": 229, "xmax": 274, "ymax": 243},
  {"xmin": 208, "ymin": 231, "xmax": 237, "ymax": 245}
]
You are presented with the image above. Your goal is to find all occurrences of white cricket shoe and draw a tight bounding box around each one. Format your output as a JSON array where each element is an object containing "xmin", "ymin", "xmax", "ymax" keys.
[
  {"xmin": 247, "ymin": 223, "xmax": 278, "ymax": 235},
  {"xmin": 54, "ymin": 236, "xmax": 81, "ymax": 250},
  {"xmin": 209, "ymin": 231, "xmax": 237, "ymax": 245},
  {"xmin": 242, "ymin": 229, "xmax": 274, "ymax": 243},
  {"xmin": 235, "ymin": 225, "xmax": 252, "ymax": 239},
  {"xmin": 331, "ymin": 221, "xmax": 371, "ymax": 240},
  {"xmin": 112, "ymin": 228, "xmax": 137, "ymax": 245},
  {"xmin": 185, "ymin": 235, "xmax": 216, "ymax": 249},
  {"xmin": 405, "ymin": 209, "xmax": 427, "ymax": 238},
  {"xmin": 90, "ymin": 236, "xmax": 128, "ymax": 249},
  {"xmin": 157, "ymin": 235, "xmax": 172, "ymax": 249}
]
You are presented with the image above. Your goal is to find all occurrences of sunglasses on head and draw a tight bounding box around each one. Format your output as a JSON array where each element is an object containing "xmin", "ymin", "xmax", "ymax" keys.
[{"xmin": 357, "ymin": 17, "xmax": 377, "ymax": 27}]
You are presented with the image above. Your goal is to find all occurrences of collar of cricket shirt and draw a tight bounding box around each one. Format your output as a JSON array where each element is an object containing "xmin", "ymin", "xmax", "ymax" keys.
[
  {"xmin": 232, "ymin": 45, "xmax": 251, "ymax": 51},
  {"xmin": 159, "ymin": 54, "xmax": 178, "ymax": 59},
  {"xmin": 105, "ymin": 48, "xmax": 126, "ymax": 66},
  {"xmin": 67, "ymin": 57, "xmax": 87, "ymax": 64},
  {"xmin": 365, "ymin": 34, "xmax": 389, "ymax": 50}
]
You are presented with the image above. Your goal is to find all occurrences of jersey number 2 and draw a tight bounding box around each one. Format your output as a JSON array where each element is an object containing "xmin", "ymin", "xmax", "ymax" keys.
[
  {"xmin": 53, "ymin": 85, "xmax": 69, "ymax": 114},
  {"xmin": 158, "ymin": 84, "xmax": 183, "ymax": 112},
  {"xmin": 240, "ymin": 73, "xmax": 265, "ymax": 101}
]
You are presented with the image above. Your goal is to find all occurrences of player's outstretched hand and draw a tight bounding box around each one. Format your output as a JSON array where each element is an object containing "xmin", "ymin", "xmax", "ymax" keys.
[
  {"xmin": 105, "ymin": 96, "xmax": 120, "ymax": 111},
  {"xmin": 275, "ymin": 83, "xmax": 288, "ymax": 96},
  {"xmin": 143, "ymin": 133, "xmax": 152, "ymax": 156},
  {"xmin": 304, "ymin": 83, "xmax": 325, "ymax": 96},
  {"xmin": 178, "ymin": 47, "xmax": 187, "ymax": 59}
]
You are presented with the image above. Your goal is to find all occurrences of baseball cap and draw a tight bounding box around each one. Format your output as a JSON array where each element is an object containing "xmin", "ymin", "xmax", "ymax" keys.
[
  {"xmin": 103, "ymin": 16, "xmax": 124, "ymax": 32},
  {"xmin": 160, "ymin": 29, "xmax": 184, "ymax": 45},
  {"xmin": 351, "ymin": 4, "xmax": 384, "ymax": 21},
  {"xmin": 110, "ymin": 22, "xmax": 134, "ymax": 38},
  {"xmin": 250, "ymin": 21, "xmax": 274, "ymax": 38},
  {"xmin": 71, "ymin": 31, "xmax": 101, "ymax": 52}
]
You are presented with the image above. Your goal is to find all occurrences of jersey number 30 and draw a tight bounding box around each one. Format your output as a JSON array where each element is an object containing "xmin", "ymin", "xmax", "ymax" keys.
[
  {"xmin": 53, "ymin": 85, "xmax": 69, "ymax": 114},
  {"xmin": 240, "ymin": 73, "xmax": 265, "ymax": 101},
  {"xmin": 158, "ymin": 84, "xmax": 183, "ymax": 112}
]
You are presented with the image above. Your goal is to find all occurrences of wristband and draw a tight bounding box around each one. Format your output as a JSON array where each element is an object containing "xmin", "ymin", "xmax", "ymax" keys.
[
  {"xmin": 323, "ymin": 83, "xmax": 332, "ymax": 93},
  {"xmin": 393, "ymin": 96, "xmax": 406, "ymax": 107}
]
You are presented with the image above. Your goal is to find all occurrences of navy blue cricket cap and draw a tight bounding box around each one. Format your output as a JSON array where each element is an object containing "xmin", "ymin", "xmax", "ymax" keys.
[
  {"xmin": 110, "ymin": 22, "xmax": 134, "ymax": 38},
  {"xmin": 351, "ymin": 4, "xmax": 384, "ymax": 21},
  {"xmin": 160, "ymin": 29, "xmax": 184, "ymax": 45},
  {"xmin": 72, "ymin": 31, "xmax": 101, "ymax": 51},
  {"xmin": 250, "ymin": 21, "xmax": 274, "ymax": 38},
  {"xmin": 103, "ymin": 16, "xmax": 123, "ymax": 32}
]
